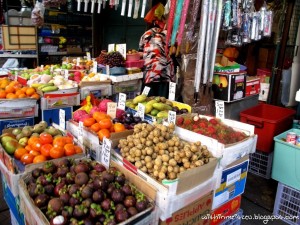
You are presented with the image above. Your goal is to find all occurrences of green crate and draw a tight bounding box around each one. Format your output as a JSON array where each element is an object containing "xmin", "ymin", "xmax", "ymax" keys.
[{"xmin": 271, "ymin": 129, "xmax": 300, "ymax": 190}]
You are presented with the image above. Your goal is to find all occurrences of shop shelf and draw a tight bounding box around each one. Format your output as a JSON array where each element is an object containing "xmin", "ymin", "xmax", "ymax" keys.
[
  {"xmin": 273, "ymin": 182, "xmax": 300, "ymax": 225},
  {"xmin": 249, "ymin": 150, "xmax": 273, "ymax": 179},
  {"xmin": 272, "ymin": 129, "xmax": 300, "ymax": 190},
  {"xmin": 240, "ymin": 104, "xmax": 295, "ymax": 152},
  {"xmin": 220, "ymin": 209, "xmax": 243, "ymax": 225}
]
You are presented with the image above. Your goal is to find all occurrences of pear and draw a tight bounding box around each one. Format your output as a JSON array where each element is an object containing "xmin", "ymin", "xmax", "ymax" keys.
[
  {"xmin": 1, "ymin": 136, "xmax": 16, "ymax": 146},
  {"xmin": 39, "ymin": 121, "xmax": 48, "ymax": 129},
  {"xmin": 46, "ymin": 127, "xmax": 60, "ymax": 136},
  {"xmin": 16, "ymin": 133, "xmax": 25, "ymax": 141},
  {"xmin": 31, "ymin": 133, "xmax": 40, "ymax": 137},
  {"xmin": 0, "ymin": 133, "xmax": 16, "ymax": 140},
  {"xmin": 19, "ymin": 137, "xmax": 29, "ymax": 146},
  {"xmin": 22, "ymin": 128, "xmax": 33, "ymax": 137},
  {"xmin": 3, "ymin": 140, "xmax": 23, "ymax": 155},
  {"xmin": 12, "ymin": 128, "xmax": 22, "ymax": 136},
  {"xmin": 33, "ymin": 124, "xmax": 45, "ymax": 134},
  {"xmin": 22, "ymin": 126, "xmax": 33, "ymax": 131}
]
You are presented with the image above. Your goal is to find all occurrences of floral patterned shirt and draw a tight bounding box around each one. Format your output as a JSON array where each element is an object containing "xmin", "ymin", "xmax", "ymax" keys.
[{"xmin": 139, "ymin": 27, "xmax": 174, "ymax": 84}]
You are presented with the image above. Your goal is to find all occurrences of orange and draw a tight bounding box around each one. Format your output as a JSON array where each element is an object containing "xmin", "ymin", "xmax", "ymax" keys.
[
  {"xmin": 33, "ymin": 155, "xmax": 47, "ymax": 164},
  {"xmin": 6, "ymin": 93, "xmax": 17, "ymax": 99},
  {"xmin": 93, "ymin": 112, "xmax": 110, "ymax": 122},
  {"xmin": 90, "ymin": 123, "xmax": 101, "ymax": 133},
  {"xmin": 30, "ymin": 93, "xmax": 40, "ymax": 99},
  {"xmin": 31, "ymin": 140, "xmax": 42, "ymax": 152},
  {"xmin": 25, "ymin": 145, "xmax": 32, "ymax": 151},
  {"xmin": 28, "ymin": 136, "xmax": 40, "ymax": 146},
  {"xmin": 98, "ymin": 129, "xmax": 111, "ymax": 142},
  {"xmin": 64, "ymin": 143, "xmax": 76, "ymax": 156},
  {"xmin": 14, "ymin": 148, "xmax": 28, "ymax": 160},
  {"xmin": 15, "ymin": 90, "xmax": 25, "ymax": 96},
  {"xmin": 99, "ymin": 118, "xmax": 112, "ymax": 129},
  {"xmin": 53, "ymin": 137, "xmax": 66, "ymax": 148},
  {"xmin": 0, "ymin": 79, "xmax": 9, "ymax": 89},
  {"xmin": 63, "ymin": 136, "xmax": 73, "ymax": 144},
  {"xmin": 25, "ymin": 87, "xmax": 35, "ymax": 96},
  {"xmin": 20, "ymin": 153, "xmax": 34, "ymax": 165},
  {"xmin": 40, "ymin": 143, "xmax": 52, "ymax": 158},
  {"xmin": 18, "ymin": 93, "xmax": 27, "ymax": 98},
  {"xmin": 29, "ymin": 150, "xmax": 40, "ymax": 157},
  {"xmin": 114, "ymin": 123, "xmax": 126, "ymax": 133},
  {"xmin": 49, "ymin": 146, "xmax": 64, "ymax": 159},
  {"xmin": 5, "ymin": 85, "xmax": 15, "ymax": 93},
  {"xmin": 83, "ymin": 117, "xmax": 96, "ymax": 127},
  {"xmin": 39, "ymin": 133, "xmax": 53, "ymax": 145},
  {"xmin": 0, "ymin": 90, "xmax": 6, "ymax": 98},
  {"xmin": 21, "ymin": 86, "xmax": 28, "ymax": 93},
  {"xmin": 74, "ymin": 145, "xmax": 83, "ymax": 154}
]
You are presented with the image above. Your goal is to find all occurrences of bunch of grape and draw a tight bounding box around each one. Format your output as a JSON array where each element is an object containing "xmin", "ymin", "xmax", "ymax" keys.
[
  {"xmin": 43, "ymin": 0, "xmax": 67, "ymax": 8},
  {"xmin": 96, "ymin": 52, "xmax": 108, "ymax": 65},
  {"xmin": 106, "ymin": 51, "xmax": 125, "ymax": 68}
]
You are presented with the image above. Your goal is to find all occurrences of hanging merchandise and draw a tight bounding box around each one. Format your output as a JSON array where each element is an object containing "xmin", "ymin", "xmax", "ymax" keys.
[
  {"xmin": 133, "ymin": 0, "xmax": 140, "ymax": 19},
  {"xmin": 222, "ymin": 0, "xmax": 232, "ymax": 30},
  {"xmin": 43, "ymin": 0, "xmax": 67, "ymax": 8},
  {"xmin": 97, "ymin": 0, "xmax": 102, "ymax": 13},
  {"xmin": 165, "ymin": 0, "xmax": 176, "ymax": 53},
  {"xmin": 84, "ymin": 0, "xmax": 90, "ymax": 12},
  {"xmin": 91, "ymin": 0, "xmax": 96, "ymax": 13},
  {"xmin": 31, "ymin": 1, "xmax": 45, "ymax": 27},
  {"xmin": 140, "ymin": 0, "xmax": 147, "ymax": 17},
  {"xmin": 170, "ymin": 0, "xmax": 184, "ymax": 53},
  {"xmin": 176, "ymin": 0, "xmax": 191, "ymax": 55},
  {"xmin": 121, "ymin": 0, "xmax": 126, "ymax": 15},
  {"xmin": 127, "ymin": 0, "xmax": 133, "ymax": 17},
  {"xmin": 77, "ymin": 0, "xmax": 82, "ymax": 11}
]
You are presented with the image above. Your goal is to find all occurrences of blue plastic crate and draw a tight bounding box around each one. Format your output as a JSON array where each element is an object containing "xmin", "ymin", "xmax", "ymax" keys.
[
  {"xmin": 272, "ymin": 128, "xmax": 300, "ymax": 190},
  {"xmin": 220, "ymin": 209, "xmax": 243, "ymax": 225}
]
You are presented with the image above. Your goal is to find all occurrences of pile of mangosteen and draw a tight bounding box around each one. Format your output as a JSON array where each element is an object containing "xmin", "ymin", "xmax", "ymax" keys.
[
  {"xmin": 26, "ymin": 158, "xmax": 151, "ymax": 225},
  {"xmin": 112, "ymin": 112, "xmax": 148, "ymax": 130}
]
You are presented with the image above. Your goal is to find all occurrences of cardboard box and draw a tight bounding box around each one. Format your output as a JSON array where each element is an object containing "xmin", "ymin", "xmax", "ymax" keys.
[
  {"xmin": 42, "ymin": 107, "xmax": 73, "ymax": 126},
  {"xmin": 80, "ymin": 84, "xmax": 112, "ymax": 100},
  {"xmin": 19, "ymin": 160, "xmax": 157, "ymax": 225},
  {"xmin": 210, "ymin": 195, "xmax": 241, "ymax": 225},
  {"xmin": 101, "ymin": 72, "xmax": 143, "ymax": 82},
  {"xmin": 159, "ymin": 191, "xmax": 213, "ymax": 225},
  {"xmin": 214, "ymin": 56, "xmax": 241, "ymax": 73},
  {"xmin": 0, "ymin": 116, "xmax": 34, "ymax": 135},
  {"xmin": 246, "ymin": 76, "xmax": 260, "ymax": 96},
  {"xmin": 212, "ymin": 156, "xmax": 249, "ymax": 209},
  {"xmin": 212, "ymin": 71, "xmax": 247, "ymax": 102}
]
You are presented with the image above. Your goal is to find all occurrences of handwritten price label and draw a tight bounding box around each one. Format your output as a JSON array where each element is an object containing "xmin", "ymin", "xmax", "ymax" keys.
[
  {"xmin": 76, "ymin": 57, "xmax": 80, "ymax": 66},
  {"xmin": 168, "ymin": 82, "xmax": 176, "ymax": 101},
  {"xmin": 118, "ymin": 93, "xmax": 126, "ymax": 111},
  {"xmin": 108, "ymin": 44, "xmax": 115, "ymax": 52},
  {"xmin": 107, "ymin": 102, "xmax": 117, "ymax": 119},
  {"xmin": 142, "ymin": 86, "xmax": 150, "ymax": 96},
  {"xmin": 215, "ymin": 100, "xmax": 225, "ymax": 119},
  {"xmin": 137, "ymin": 103, "xmax": 145, "ymax": 121},
  {"xmin": 59, "ymin": 109, "xmax": 66, "ymax": 130},
  {"xmin": 116, "ymin": 44, "xmax": 127, "ymax": 60},
  {"xmin": 86, "ymin": 52, "xmax": 91, "ymax": 61},
  {"xmin": 78, "ymin": 121, "xmax": 84, "ymax": 150},
  {"xmin": 92, "ymin": 61, "xmax": 98, "ymax": 73},
  {"xmin": 64, "ymin": 69, "xmax": 69, "ymax": 80},
  {"xmin": 101, "ymin": 137, "xmax": 112, "ymax": 169},
  {"xmin": 168, "ymin": 110, "xmax": 176, "ymax": 125}
]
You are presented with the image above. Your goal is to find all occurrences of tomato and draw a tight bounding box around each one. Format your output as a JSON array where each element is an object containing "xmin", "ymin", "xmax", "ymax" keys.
[
  {"xmin": 90, "ymin": 123, "xmax": 101, "ymax": 133},
  {"xmin": 49, "ymin": 146, "xmax": 64, "ymax": 159},
  {"xmin": 28, "ymin": 136, "xmax": 40, "ymax": 146},
  {"xmin": 29, "ymin": 150, "xmax": 40, "ymax": 157},
  {"xmin": 98, "ymin": 129, "xmax": 111, "ymax": 142},
  {"xmin": 53, "ymin": 137, "xmax": 66, "ymax": 148},
  {"xmin": 64, "ymin": 143, "xmax": 76, "ymax": 156},
  {"xmin": 20, "ymin": 153, "xmax": 34, "ymax": 165},
  {"xmin": 93, "ymin": 112, "xmax": 110, "ymax": 122},
  {"xmin": 74, "ymin": 145, "xmax": 83, "ymax": 154},
  {"xmin": 39, "ymin": 133, "xmax": 53, "ymax": 145},
  {"xmin": 33, "ymin": 155, "xmax": 47, "ymax": 164},
  {"xmin": 31, "ymin": 140, "xmax": 42, "ymax": 152},
  {"xmin": 14, "ymin": 148, "xmax": 28, "ymax": 160},
  {"xmin": 114, "ymin": 123, "xmax": 126, "ymax": 133},
  {"xmin": 83, "ymin": 117, "xmax": 96, "ymax": 127},
  {"xmin": 63, "ymin": 136, "xmax": 73, "ymax": 144},
  {"xmin": 40, "ymin": 144, "xmax": 52, "ymax": 158},
  {"xmin": 99, "ymin": 118, "xmax": 112, "ymax": 129}
]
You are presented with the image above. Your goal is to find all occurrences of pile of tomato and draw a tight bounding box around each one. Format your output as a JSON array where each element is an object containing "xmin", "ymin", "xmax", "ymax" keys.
[{"xmin": 14, "ymin": 133, "xmax": 83, "ymax": 165}]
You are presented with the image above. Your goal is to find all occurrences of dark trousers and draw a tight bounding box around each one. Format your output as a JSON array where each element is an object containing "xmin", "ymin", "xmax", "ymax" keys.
[{"xmin": 144, "ymin": 82, "xmax": 169, "ymax": 98}]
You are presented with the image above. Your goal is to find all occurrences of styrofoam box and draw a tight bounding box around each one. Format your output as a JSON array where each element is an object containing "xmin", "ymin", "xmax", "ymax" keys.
[
  {"xmin": 80, "ymin": 84, "xmax": 112, "ymax": 100},
  {"xmin": 40, "ymin": 93, "xmax": 80, "ymax": 110},
  {"xmin": 175, "ymin": 115, "xmax": 257, "ymax": 167},
  {"xmin": 101, "ymin": 72, "xmax": 143, "ymax": 82}
]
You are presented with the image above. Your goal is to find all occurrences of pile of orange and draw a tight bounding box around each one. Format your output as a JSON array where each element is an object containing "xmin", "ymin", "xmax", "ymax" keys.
[
  {"xmin": 0, "ymin": 78, "xmax": 40, "ymax": 99},
  {"xmin": 83, "ymin": 111, "xmax": 126, "ymax": 141},
  {"xmin": 14, "ymin": 134, "xmax": 83, "ymax": 165}
]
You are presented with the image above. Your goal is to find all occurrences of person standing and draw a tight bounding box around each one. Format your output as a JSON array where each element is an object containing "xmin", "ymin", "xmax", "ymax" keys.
[{"xmin": 139, "ymin": 3, "xmax": 174, "ymax": 98}]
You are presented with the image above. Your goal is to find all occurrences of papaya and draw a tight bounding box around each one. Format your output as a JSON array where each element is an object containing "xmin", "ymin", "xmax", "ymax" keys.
[
  {"xmin": 132, "ymin": 94, "xmax": 147, "ymax": 104},
  {"xmin": 152, "ymin": 103, "xmax": 172, "ymax": 111},
  {"xmin": 156, "ymin": 111, "xmax": 168, "ymax": 118},
  {"xmin": 145, "ymin": 99, "xmax": 157, "ymax": 114}
]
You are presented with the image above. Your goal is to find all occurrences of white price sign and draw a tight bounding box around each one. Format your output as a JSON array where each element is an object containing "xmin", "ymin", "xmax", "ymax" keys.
[
  {"xmin": 78, "ymin": 121, "xmax": 84, "ymax": 148},
  {"xmin": 108, "ymin": 44, "xmax": 115, "ymax": 52},
  {"xmin": 92, "ymin": 61, "xmax": 98, "ymax": 73},
  {"xmin": 106, "ymin": 65, "xmax": 110, "ymax": 75},
  {"xmin": 168, "ymin": 110, "xmax": 176, "ymax": 125},
  {"xmin": 59, "ymin": 109, "xmax": 66, "ymax": 130},
  {"xmin": 76, "ymin": 57, "xmax": 80, "ymax": 66},
  {"xmin": 107, "ymin": 102, "xmax": 117, "ymax": 119},
  {"xmin": 86, "ymin": 52, "xmax": 91, "ymax": 61},
  {"xmin": 64, "ymin": 69, "xmax": 69, "ymax": 80},
  {"xmin": 101, "ymin": 137, "xmax": 112, "ymax": 169},
  {"xmin": 96, "ymin": 144, "xmax": 102, "ymax": 162},
  {"xmin": 215, "ymin": 100, "xmax": 225, "ymax": 119},
  {"xmin": 142, "ymin": 86, "xmax": 150, "ymax": 96},
  {"xmin": 168, "ymin": 82, "xmax": 176, "ymax": 101},
  {"xmin": 137, "ymin": 103, "xmax": 145, "ymax": 121},
  {"xmin": 118, "ymin": 93, "xmax": 126, "ymax": 111},
  {"xmin": 116, "ymin": 44, "xmax": 127, "ymax": 60}
]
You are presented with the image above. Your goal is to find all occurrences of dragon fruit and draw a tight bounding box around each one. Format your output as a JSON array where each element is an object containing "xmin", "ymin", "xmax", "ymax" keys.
[
  {"xmin": 99, "ymin": 99, "xmax": 113, "ymax": 112},
  {"xmin": 73, "ymin": 110, "xmax": 89, "ymax": 122}
]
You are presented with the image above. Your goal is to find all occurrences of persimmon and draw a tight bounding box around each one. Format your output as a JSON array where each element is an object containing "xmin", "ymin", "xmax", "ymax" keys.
[
  {"xmin": 114, "ymin": 123, "xmax": 126, "ymax": 133},
  {"xmin": 53, "ymin": 137, "xmax": 66, "ymax": 148},
  {"xmin": 99, "ymin": 118, "xmax": 112, "ymax": 129},
  {"xmin": 83, "ymin": 117, "xmax": 96, "ymax": 127},
  {"xmin": 14, "ymin": 148, "xmax": 28, "ymax": 160},
  {"xmin": 39, "ymin": 133, "xmax": 53, "ymax": 145},
  {"xmin": 93, "ymin": 112, "xmax": 110, "ymax": 122},
  {"xmin": 49, "ymin": 146, "xmax": 64, "ymax": 159},
  {"xmin": 98, "ymin": 129, "xmax": 110, "ymax": 142},
  {"xmin": 28, "ymin": 136, "xmax": 40, "ymax": 146},
  {"xmin": 40, "ymin": 143, "xmax": 53, "ymax": 158},
  {"xmin": 6, "ymin": 93, "xmax": 17, "ymax": 99},
  {"xmin": 30, "ymin": 93, "xmax": 40, "ymax": 99},
  {"xmin": 64, "ymin": 143, "xmax": 76, "ymax": 156},
  {"xmin": 74, "ymin": 145, "xmax": 83, "ymax": 154},
  {"xmin": 63, "ymin": 136, "xmax": 73, "ymax": 144},
  {"xmin": 29, "ymin": 150, "xmax": 40, "ymax": 157},
  {"xmin": 33, "ymin": 155, "xmax": 47, "ymax": 164},
  {"xmin": 0, "ymin": 90, "xmax": 6, "ymax": 98},
  {"xmin": 90, "ymin": 123, "xmax": 101, "ymax": 133},
  {"xmin": 31, "ymin": 140, "xmax": 42, "ymax": 152}
]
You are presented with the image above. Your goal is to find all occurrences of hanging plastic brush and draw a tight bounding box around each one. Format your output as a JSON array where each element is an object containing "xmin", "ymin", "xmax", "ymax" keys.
[
  {"xmin": 91, "ymin": 0, "xmax": 96, "ymax": 13},
  {"xmin": 165, "ymin": 0, "xmax": 177, "ymax": 54},
  {"xmin": 97, "ymin": 0, "xmax": 102, "ymax": 13},
  {"xmin": 133, "ymin": 0, "xmax": 140, "ymax": 19},
  {"xmin": 121, "ymin": 0, "xmax": 126, "ymax": 15},
  {"xmin": 140, "ymin": 0, "xmax": 147, "ymax": 18},
  {"xmin": 128, "ymin": 0, "xmax": 133, "ymax": 17}
]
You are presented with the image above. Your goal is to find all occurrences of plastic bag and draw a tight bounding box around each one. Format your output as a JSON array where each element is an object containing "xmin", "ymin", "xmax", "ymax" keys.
[{"xmin": 31, "ymin": 1, "xmax": 45, "ymax": 27}]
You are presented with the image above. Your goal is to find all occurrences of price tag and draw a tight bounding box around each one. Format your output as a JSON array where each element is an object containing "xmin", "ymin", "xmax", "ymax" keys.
[
  {"xmin": 59, "ymin": 109, "xmax": 66, "ymax": 130},
  {"xmin": 118, "ymin": 93, "xmax": 126, "ymax": 111},
  {"xmin": 92, "ymin": 61, "xmax": 98, "ymax": 73},
  {"xmin": 78, "ymin": 121, "xmax": 84, "ymax": 148},
  {"xmin": 101, "ymin": 137, "xmax": 112, "ymax": 169},
  {"xmin": 168, "ymin": 110, "xmax": 176, "ymax": 125},
  {"xmin": 86, "ymin": 52, "xmax": 91, "ymax": 61},
  {"xmin": 142, "ymin": 86, "xmax": 150, "ymax": 96},
  {"xmin": 137, "ymin": 103, "xmax": 145, "ymax": 121},
  {"xmin": 76, "ymin": 57, "xmax": 80, "ymax": 66},
  {"xmin": 64, "ymin": 69, "xmax": 69, "ymax": 80},
  {"xmin": 116, "ymin": 44, "xmax": 126, "ymax": 60},
  {"xmin": 168, "ymin": 82, "xmax": 176, "ymax": 101},
  {"xmin": 108, "ymin": 44, "xmax": 115, "ymax": 52},
  {"xmin": 96, "ymin": 143, "xmax": 102, "ymax": 162},
  {"xmin": 107, "ymin": 102, "xmax": 117, "ymax": 119},
  {"xmin": 106, "ymin": 65, "xmax": 110, "ymax": 75},
  {"xmin": 215, "ymin": 100, "xmax": 225, "ymax": 119}
]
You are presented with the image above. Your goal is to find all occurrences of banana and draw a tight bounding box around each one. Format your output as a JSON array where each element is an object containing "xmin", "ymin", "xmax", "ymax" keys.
[
  {"xmin": 38, "ymin": 83, "xmax": 54, "ymax": 90},
  {"xmin": 41, "ymin": 86, "xmax": 58, "ymax": 92},
  {"xmin": 31, "ymin": 83, "xmax": 43, "ymax": 88}
]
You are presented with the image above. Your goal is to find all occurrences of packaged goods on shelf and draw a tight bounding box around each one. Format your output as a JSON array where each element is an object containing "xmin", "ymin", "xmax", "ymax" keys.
[{"xmin": 272, "ymin": 128, "xmax": 300, "ymax": 190}]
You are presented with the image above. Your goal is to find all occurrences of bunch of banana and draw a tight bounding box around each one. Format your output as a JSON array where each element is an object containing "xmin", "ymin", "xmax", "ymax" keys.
[{"xmin": 31, "ymin": 83, "xmax": 59, "ymax": 92}]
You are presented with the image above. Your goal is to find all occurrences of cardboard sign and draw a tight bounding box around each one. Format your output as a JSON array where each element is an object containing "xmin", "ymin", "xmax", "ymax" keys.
[
  {"xmin": 168, "ymin": 110, "xmax": 176, "ymax": 125},
  {"xmin": 59, "ymin": 109, "xmax": 66, "ymax": 130},
  {"xmin": 116, "ymin": 44, "xmax": 126, "ymax": 60},
  {"xmin": 78, "ymin": 121, "xmax": 84, "ymax": 149},
  {"xmin": 142, "ymin": 86, "xmax": 150, "ymax": 96},
  {"xmin": 108, "ymin": 44, "xmax": 115, "ymax": 52},
  {"xmin": 137, "ymin": 103, "xmax": 145, "ymax": 121},
  {"xmin": 215, "ymin": 100, "xmax": 225, "ymax": 119},
  {"xmin": 118, "ymin": 93, "xmax": 126, "ymax": 111},
  {"xmin": 101, "ymin": 137, "xmax": 112, "ymax": 169},
  {"xmin": 92, "ymin": 61, "xmax": 97, "ymax": 73},
  {"xmin": 86, "ymin": 52, "xmax": 91, "ymax": 61},
  {"xmin": 168, "ymin": 82, "xmax": 176, "ymax": 101},
  {"xmin": 107, "ymin": 102, "xmax": 117, "ymax": 119}
]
